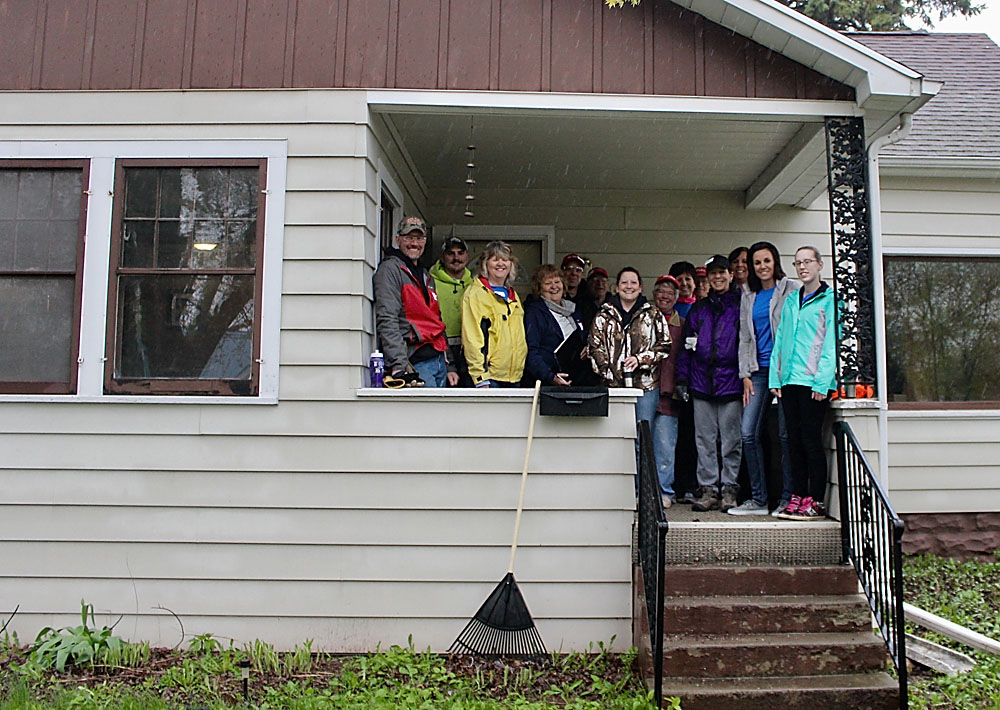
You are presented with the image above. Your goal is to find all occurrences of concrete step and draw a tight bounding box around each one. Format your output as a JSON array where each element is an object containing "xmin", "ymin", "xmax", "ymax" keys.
[
  {"xmin": 660, "ymin": 672, "xmax": 899, "ymax": 710},
  {"xmin": 661, "ymin": 631, "xmax": 889, "ymax": 677},
  {"xmin": 662, "ymin": 594, "xmax": 871, "ymax": 635},
  {"xmin": 662, "ymin": 511, "xmax": 842, "ymax": 565},
  {"xmin": 664, "ymin": 564, "xmax": 858, "ymax": 597}
]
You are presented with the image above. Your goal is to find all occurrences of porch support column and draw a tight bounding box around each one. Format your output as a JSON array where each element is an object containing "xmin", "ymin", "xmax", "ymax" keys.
[{"xmin": 824, "ymin": 116, "xmax": 877, "ymax": 396}]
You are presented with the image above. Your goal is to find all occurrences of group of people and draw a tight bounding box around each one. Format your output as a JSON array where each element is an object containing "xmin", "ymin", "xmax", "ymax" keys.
[{"xmin": 374, "ymin": 216, "xmax": 837, "ymax": 522}]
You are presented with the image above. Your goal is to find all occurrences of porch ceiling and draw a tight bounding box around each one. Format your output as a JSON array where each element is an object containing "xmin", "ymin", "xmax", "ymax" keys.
[{"xmin": 384, "ymin": 111, "xmax": 806, "ymax": 196}]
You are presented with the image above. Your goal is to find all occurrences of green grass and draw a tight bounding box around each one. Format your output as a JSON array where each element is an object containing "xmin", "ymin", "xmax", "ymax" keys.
[{"xmin": 905, "ymin": 553, "xmax": 1000, "ymax": 709}]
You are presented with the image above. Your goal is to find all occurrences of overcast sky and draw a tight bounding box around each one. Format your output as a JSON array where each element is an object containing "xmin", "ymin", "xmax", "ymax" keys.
[{"xmin": 918, "ymin": 4, "xmax": 1000, "ymax": 44}]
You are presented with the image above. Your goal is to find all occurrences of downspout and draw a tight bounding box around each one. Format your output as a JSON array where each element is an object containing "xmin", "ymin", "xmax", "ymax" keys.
[{"xmin": 867, "ymin": 113, "xmax": 913, "ymax": 490}]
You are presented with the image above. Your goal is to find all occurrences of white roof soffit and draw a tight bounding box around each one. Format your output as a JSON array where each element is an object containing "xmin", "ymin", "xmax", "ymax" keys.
[{"xmin": 673, "ymin": 0, "xmax": 936, "ymax": 111}]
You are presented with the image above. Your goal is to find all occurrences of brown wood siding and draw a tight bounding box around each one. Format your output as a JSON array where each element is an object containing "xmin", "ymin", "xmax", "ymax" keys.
[{"xmin": 0, "ymin": 0, "xmax": 854, "ymax": 101}]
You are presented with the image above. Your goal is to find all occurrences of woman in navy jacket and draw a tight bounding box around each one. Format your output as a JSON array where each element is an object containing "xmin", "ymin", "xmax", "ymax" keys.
[{"xmin": 523, "ymin": 264, "xmax": 587, "ymax": 386}]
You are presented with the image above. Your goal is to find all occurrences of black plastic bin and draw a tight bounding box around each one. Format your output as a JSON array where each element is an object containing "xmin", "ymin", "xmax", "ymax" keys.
[{"xmin": 538, "ymin": 386, "xmax": 609, "ymax": 417}]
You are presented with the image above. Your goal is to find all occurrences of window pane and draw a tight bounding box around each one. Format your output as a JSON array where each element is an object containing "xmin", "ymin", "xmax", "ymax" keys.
[
  {"xmin": 0, "ymin": 169, "xmax": 81, "ymax": 271},
  {"xmin": 0, "ymin": 172, "xmax": 17, "ymax": 219},
  {"xmin": 0, "ymin": 276, "xmax": 75, "ymax": 382},
  {"xmin": 121, "ymin": 166, "xmax": 257, "ymax": 270},
  {"xmin": 121, "ymin": 220, "xmax": 155, "ymax": 267},
  {"xmin": 124, "ymin": 169, "xmax": 158, "ymax": 218},
  {"xmin": 116, "ymin": 274, "xmax": 254, "ymax": 380},
  {"xmin": 885, "ymin": 258, "xmax": 1000, "ymax": 402}
]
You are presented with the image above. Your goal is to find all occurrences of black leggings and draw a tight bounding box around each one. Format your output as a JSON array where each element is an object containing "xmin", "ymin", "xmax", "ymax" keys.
[{"xmin": 780, "ymin": 385, "xmax": 830, "ymax": 501}]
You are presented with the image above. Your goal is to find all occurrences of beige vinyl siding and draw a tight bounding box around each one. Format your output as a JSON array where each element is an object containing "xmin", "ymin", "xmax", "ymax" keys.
[
  {"xmin": 880, "ymin": 175, "xmax": 1000, "ymax": 514},
  {"xmin": 0, "ymin": 87, "xmax": 636, "ymax": 649}
]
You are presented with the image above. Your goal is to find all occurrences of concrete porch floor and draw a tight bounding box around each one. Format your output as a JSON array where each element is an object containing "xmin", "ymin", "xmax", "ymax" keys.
[{"xmin": 660, "ymin": 503, "xmax": 843, "ymax": 565}]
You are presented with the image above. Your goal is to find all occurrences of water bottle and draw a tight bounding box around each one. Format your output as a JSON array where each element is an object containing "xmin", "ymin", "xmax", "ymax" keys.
[{"xmin": 369, "ymin": 350, "xmax": 385, "ymax": 388}]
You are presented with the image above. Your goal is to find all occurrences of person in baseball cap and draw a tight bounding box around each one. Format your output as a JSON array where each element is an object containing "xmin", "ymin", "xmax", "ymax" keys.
[
  {"xmin": 373, "ymin": 216, "xmax": 457, "ymax": 387},
  {"xmin": 651, "ymin": 273, "xmax": 685, "ymax": 507},
  {"xmin": 694, "ymin": 264, "xmax": 710, "ymax": 300},
  {"xmin": 587, "ymin": 266, "xmax": 610, "ymax": 305},
  {"xmin": 561, "ymin": 253, "xmax": 599, "ymax": 334},
  {"xmin": 430, "ymin": 236, "xmax": 474, "ymax": 386}
]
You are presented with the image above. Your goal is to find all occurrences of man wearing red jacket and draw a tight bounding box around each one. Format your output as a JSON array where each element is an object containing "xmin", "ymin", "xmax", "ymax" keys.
[{"xmin": 373, "ymin": 216, "xmax": 457, "ymax": 387}]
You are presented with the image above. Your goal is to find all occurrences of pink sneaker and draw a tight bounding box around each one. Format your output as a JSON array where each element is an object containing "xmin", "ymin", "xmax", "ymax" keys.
[
  {"xmin": 789, "ymin": 496, "xmax": 823, "ymax": 520},
  {"xmin": 776, "ymin": 494, "xmax": 802, "ymax": 519}
]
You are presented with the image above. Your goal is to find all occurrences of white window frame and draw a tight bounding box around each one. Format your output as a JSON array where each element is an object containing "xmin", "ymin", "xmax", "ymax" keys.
[
  {"xmin": 433, "ymin": 224, "xmax": 556, "ymax": 264},
  {"xmin": 0, "ymin": 139, "xmax": 287, "ymax": 404}
]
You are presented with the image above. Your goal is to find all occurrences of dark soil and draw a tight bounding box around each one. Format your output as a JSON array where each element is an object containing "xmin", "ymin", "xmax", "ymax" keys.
[{"xmin": 0, "ymin": 645, "xmax": 641, "ymax": 706}]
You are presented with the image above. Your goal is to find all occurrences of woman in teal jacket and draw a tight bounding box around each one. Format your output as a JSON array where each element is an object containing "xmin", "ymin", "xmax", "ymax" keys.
[{"xmin": 769, "ymin": 246, "xmax": 837, "ymax": 521}]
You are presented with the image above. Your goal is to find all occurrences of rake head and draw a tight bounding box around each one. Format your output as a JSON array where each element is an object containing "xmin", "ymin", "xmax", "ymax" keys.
[{"xmin": 449, "ymin": 572, "xmax": 546, "ymax": 659}]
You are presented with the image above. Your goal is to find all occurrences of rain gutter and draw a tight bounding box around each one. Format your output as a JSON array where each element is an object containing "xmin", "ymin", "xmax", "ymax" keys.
[{"xmin": 867, "ymin": 113, "xmax": 912, "ymax": 490}]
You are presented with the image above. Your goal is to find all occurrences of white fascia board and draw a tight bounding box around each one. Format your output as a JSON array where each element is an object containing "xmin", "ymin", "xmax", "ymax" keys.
[
  {"xmin": 681, "ymin": 0, "xmax": 927, "ymax": 103},
  {"xmin": 880, "ymin": 156, "xmax": 1000, "ymax": 178},
  {"xmin": 366, "ymin": 89, "xmax": 860, "ymax": 120}
]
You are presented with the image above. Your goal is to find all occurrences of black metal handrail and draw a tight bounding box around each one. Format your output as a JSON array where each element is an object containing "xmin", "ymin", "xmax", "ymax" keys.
[
  {"xmin": 636, "ymin": 421, "xmax": 668, "ymax": 708},
  {"xmin": 835, "ymin": 420, "xmax": 907, "ymax": 709}
]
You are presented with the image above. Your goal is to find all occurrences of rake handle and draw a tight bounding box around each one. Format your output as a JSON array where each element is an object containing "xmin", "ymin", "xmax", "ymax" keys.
[{"xmin": 508, "ymin": 379, "xmax": 541, "ymax": 573}]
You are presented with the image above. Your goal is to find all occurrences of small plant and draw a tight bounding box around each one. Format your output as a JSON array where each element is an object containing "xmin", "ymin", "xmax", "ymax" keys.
[
  {"xmin": 283, "ymin": 638, "xmax": 314, "ymax": 675},
  {"xmin": 102, "ymin": 639, "xmax": 150, "ymax": 668},
  {"xmin": 28, "ymin": 600, "xmax": 124, "ymax": 672},
  {"xmin": 186, "ymin": 632, "xmax": 222, "ymax": 656},
  {"xmin": 246, "ymin": 638, "xmax": 281, "ymax": 676}
]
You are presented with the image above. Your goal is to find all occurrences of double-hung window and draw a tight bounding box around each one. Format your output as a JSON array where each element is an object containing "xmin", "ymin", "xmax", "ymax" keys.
[
  {"xmin": 0, "ymin": 160, "xmax": 88, "ymax": 394},
  {"xmin": 105, "ymin": 159, "xmax": 267, "ymax": 395}
]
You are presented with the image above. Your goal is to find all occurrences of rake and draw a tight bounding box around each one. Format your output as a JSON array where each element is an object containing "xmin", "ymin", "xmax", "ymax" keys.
[{"xmin": 449, "ymin": 379, "xmax": 546, "ymax": 659}]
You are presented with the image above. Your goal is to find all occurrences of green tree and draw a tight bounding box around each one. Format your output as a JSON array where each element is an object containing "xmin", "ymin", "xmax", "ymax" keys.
[{"xmin": 606, "ymin": 0, "xmax": 982, "ymax": 32}]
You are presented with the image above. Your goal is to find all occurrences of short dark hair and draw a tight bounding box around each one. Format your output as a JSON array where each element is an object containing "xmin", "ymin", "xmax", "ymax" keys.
[
  {"xmin": 668, "ymin": 261, "xmax": 696, "ymax": 279},
  {"xmin": 746, "ymin": 241, "xmax": 787, "ymax": 292},
  {"xmin": 616, "ymin": 266, "xmax": 642, "ymax": 286}
]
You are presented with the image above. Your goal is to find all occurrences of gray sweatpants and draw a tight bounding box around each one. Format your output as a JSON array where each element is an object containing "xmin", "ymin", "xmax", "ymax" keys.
[{"xmin": 693, "ymin": 398, "xmax": 743, "ymax": 489}]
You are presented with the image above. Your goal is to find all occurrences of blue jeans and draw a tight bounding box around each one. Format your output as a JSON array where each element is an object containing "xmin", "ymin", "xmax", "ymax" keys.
[
  {"xmin": 413, "ymin": 353, "xmax": 448, "ymax": 387},
  {"xmin": 634, "ymin": 389, "xmax": 660, "ymax": 490},
  {"xmin": 652, "ymin": 413, "xmax": 678, "ymax": 498},
  {"xmin": 740, "ymin": 369, "xmax": 793, "ymax": 504}
]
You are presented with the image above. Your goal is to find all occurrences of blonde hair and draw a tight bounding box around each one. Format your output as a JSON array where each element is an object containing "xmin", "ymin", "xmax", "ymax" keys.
[
  {"xmin": 796, "ymin": 245, "xmax": 823, "ymax": 263},
  {"xmin": 478, "ymin": 240, "xmax": 519, "ymax": 286}
]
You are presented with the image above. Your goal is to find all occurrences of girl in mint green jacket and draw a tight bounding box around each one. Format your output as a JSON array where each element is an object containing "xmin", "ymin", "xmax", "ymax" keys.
[{"xmin": 769, "ymin": 247, "xmax": 837, "ymax": 521}]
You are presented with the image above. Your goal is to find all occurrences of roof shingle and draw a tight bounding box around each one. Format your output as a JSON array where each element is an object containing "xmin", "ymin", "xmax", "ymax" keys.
[{"xmin": 852, "ymin": 32, "xmax": 1000, "ymax": 159}]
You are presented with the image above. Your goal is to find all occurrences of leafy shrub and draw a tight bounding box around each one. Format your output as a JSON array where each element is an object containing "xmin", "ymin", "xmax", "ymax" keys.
[{"xmin": 28, "ymin": 601, "xmax": 124, "ymax": 672}]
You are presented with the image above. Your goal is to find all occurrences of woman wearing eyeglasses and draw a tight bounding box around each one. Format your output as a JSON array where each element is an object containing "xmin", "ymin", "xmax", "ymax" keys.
[{"xmin": 769, "ymin": 246, "xmax": 837, "ymax": 521}]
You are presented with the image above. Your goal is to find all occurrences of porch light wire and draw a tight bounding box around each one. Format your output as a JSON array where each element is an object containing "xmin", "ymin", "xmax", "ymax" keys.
[{"xmin": 465, "ymin": 117, "xmax": 475, "ymax": 218}]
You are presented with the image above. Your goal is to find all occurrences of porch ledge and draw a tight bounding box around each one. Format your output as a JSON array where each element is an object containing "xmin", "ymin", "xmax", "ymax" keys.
[
  {"xmin": 355, "ymin": 387, "xmax": 640, "ymax": 403},
  {"xmin": 831, "ymin": 398, "xmax": 880, "ymax": 410}
]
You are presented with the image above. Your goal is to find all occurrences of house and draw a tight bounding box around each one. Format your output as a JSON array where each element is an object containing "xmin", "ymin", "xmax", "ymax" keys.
[{"xmin": 0, "ymin": 0, "xmax": 981, "ymax": 653}]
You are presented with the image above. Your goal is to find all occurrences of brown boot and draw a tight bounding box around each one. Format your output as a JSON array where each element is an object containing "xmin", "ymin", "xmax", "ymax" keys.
[
  {"xmin": 720, "ymin": 485, "xmax": 738, "ymax": 513},
  {"xmin": 691, "ymin": 486, "xmax": 719, "ymax": 512}
]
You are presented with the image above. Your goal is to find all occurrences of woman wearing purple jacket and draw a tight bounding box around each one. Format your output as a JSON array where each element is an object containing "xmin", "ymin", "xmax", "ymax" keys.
[{"xmin": 674, "ymin": 255, "xmax": 743, "ymax": 512}]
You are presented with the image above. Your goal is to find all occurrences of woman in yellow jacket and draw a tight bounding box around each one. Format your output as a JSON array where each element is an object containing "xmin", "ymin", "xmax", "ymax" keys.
[{"xmin": 462, "ymin": 241, "xmax": 527, "ymax": 388}]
